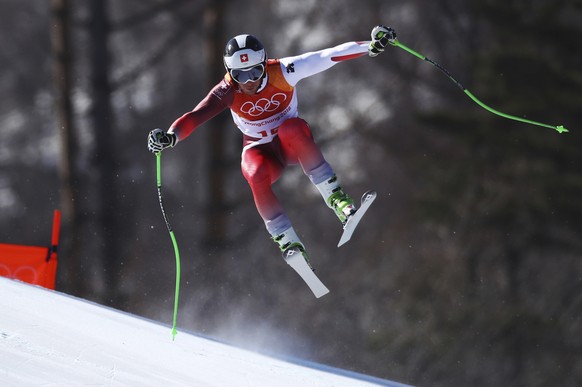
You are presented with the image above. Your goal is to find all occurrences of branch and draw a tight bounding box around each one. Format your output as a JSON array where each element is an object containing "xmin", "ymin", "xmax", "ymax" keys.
[
  {"xmin": 110, "ymin": 0, "xmax": 192, "ymax": 32},
  {"xmin": 111, "ymin": 2, "xmax": 208, "ymax": 90}
]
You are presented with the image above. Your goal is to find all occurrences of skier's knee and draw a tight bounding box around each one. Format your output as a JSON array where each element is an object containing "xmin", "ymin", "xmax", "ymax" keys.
[{"xmin": 242, "ymin": 161, "xmax": 271, "ymax": 188}]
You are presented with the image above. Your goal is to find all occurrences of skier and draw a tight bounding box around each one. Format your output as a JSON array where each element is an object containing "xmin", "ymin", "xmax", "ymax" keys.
[{"xmin": 148, "ymin": 25, "xmax": 396, "ymax": 267}]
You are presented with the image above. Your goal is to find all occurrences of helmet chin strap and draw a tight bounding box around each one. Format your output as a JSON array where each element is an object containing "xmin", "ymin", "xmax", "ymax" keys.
[{"xmin": 255, "ymin": 72, "xmax": 268, "ymax": 93}]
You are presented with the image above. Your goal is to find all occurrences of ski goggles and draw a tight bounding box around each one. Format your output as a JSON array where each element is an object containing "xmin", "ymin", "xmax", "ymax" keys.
[{"xmin": 230, "ymin": 64, "xmax": 265, "ymax": 84}]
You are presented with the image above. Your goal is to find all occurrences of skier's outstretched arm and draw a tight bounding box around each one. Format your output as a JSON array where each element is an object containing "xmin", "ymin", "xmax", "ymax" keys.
[
  {"xmin": 147, "ymin": 80, "xmax": 233, "ymax": 153},
  {"xmin": 280, "ymin": 25, "xmax": 396, "ymax": 86}
]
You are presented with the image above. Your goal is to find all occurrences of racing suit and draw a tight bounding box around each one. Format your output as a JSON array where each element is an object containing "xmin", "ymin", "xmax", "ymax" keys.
[{"xmin": 168, "ymin": 41, "xmax": 369, "ymax": 235}]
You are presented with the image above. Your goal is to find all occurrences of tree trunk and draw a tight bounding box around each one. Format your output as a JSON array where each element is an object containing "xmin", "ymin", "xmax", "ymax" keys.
[
  {"xmin": 88, "ymin": 0, "xmax": 121, "ymax": 305},
  {"xmin": 203, "ymin": 1, "xmax": 229, "ymax": 248},
  {"xmin": 50, "ymin": 0, "xmax": 84, "ymax": 295}
]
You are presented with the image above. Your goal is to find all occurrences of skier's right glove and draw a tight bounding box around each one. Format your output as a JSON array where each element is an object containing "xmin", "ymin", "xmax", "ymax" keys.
[
  {"xmin": 147, "ymin": 128, "xmax": 177, "ymax": 153},
  {"xmin": 368, "ymin": 25, "xmax": 397, "ymax": 57}
]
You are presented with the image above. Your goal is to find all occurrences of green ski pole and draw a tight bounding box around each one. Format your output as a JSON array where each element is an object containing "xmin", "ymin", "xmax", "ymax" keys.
[
  {"xmin": 389, "ymin": 39, "xmax": 568, "ymax": 134},
  {"xmin": 156, "ymin": 151, "xmax": 181, "ymax": 340}
]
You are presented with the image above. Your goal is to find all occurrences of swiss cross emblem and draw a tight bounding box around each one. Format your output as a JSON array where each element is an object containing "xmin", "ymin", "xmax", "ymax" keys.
[{"xmin": 240, "ymin": 54, "xmax": 248, "ymax": 63}]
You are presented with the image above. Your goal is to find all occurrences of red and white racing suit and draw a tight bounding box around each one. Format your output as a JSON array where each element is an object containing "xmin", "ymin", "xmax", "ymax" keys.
[{"xmin": 169, "ymin": 41, "xmax": 369, "ymax": 235}]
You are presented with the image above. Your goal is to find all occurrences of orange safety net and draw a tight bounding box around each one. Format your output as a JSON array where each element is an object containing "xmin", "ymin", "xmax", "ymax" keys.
[{"xmin": 0, "ymin": 210, "xmax": 60, "ymax": 289}]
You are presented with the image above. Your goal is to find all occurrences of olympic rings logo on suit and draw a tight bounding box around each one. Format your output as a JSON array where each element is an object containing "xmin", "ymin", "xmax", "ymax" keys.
[{"xmin": 240, "ymin": 93, "xmax": 288, "ymax": 117}]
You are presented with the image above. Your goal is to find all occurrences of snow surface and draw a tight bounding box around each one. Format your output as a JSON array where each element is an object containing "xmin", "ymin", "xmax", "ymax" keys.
[{"xmin": 0, "ymin": 277, "xmax": 410, "ymax": 387}]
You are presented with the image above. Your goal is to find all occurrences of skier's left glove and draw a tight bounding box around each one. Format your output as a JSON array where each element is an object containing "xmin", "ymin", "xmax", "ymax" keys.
[
  {"xmin": 368, "ymin": 25, "xmax": 397, "ymax": 57},
  {"xmin": 148, "ymin": 128, "xmax": 177, "ymax": 153}
]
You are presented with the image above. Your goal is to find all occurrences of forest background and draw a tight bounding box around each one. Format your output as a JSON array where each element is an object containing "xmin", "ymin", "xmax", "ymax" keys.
[{"xmin": 1, "ymin": 1, "xmax": 581, "ymax": 386}]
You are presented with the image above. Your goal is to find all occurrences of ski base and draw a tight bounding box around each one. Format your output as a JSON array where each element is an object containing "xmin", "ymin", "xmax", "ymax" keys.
[
  {"xmin": 284, "ymin": 248, "xmax": 329, "ymax": 298},
  {"xmin": 338, "ymin": 190, "xmax": 377, "ymax": 247}
]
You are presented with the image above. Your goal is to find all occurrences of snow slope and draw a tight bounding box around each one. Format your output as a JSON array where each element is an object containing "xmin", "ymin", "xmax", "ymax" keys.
[{"xmin": 0, "ymin": 277, "xmax": 410, "ymax": 387}]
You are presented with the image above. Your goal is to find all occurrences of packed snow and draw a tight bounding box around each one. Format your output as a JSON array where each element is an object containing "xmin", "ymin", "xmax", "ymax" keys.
[{"xmin": 0, "ymin": 277, "xmax": 410, "ymax": 386}]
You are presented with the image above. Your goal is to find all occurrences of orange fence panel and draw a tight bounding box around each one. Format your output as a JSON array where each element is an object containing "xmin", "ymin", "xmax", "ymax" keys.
[{"xmin": 0, "ymin": 210, "xmax": 60, "ymax": 289}]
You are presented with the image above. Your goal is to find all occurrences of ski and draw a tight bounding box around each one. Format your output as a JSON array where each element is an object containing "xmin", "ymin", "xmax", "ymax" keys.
[
  {"xmin": 338, "ymin": 190, "xmax": 377, "ymax": 247},
  {"xmin": 284, "ymin": 248, "xmax": 330, "ymax": 298}
]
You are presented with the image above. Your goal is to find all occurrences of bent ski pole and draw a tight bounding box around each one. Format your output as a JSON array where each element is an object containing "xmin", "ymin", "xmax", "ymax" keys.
[
  {"xmin": 156, "ymin": 151, "xmax": 182, "ymax": 340},
  {"xmin": 389, "ymin": 39, "xmax": 568, "ymax": 134}
]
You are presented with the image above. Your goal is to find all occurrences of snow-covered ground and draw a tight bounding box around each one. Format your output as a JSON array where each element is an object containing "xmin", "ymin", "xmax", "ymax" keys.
[{"xmin": 0, "ymin": 277, "xmax": 410, "ymax": 386}]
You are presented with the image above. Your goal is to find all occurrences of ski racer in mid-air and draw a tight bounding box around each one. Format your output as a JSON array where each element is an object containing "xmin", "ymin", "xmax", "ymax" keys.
[{"xmin": 148, "ymin": 25, "xmax": 396, "ymax": 268}]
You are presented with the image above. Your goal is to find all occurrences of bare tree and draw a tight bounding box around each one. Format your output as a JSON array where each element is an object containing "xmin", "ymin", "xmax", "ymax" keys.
[
  {"xmin": 50, "ymin": 0, "xmax": 85, "ymax": 294},
  {"xmin": 202, "ymin": 1, "xmax": 230, "ymax": 249},
  {"xmin": 88, "ymin": 0, "xmax": 122, "ymax": 305}
]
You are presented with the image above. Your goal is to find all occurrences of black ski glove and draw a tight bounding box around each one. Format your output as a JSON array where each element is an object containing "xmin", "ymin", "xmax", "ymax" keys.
[
  {"xmin": 368, "ymin": 25, "xmax": 397, "ymax": 57},
  {"xmin": 148, "ymin": 128, "xmax": 177, "ymax": 153}
]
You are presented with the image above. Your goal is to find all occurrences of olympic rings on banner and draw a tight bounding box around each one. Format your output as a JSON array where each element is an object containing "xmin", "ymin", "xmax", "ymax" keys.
[{"xmin": 0, "ymin": 264, "xmax": 39, "ymax": 283}]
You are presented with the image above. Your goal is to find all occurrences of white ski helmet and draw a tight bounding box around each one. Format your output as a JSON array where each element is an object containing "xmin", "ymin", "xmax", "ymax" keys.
[{"xmin": 223, "ymin": 34, "xmax": 267, "ymax": 83}]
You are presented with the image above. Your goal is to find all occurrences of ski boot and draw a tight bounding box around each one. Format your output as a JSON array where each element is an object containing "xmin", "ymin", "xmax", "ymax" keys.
[
  {"xmin": 316, "ymin": 175, "xmax": 357, "ymax": 226},
  {"xmin": 272, "ymin": 227, "xmax": 313, "ymax": 271},
  {"xmin": 329, "ymin": 190, "xmax": 357, "ymax": 225}
]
